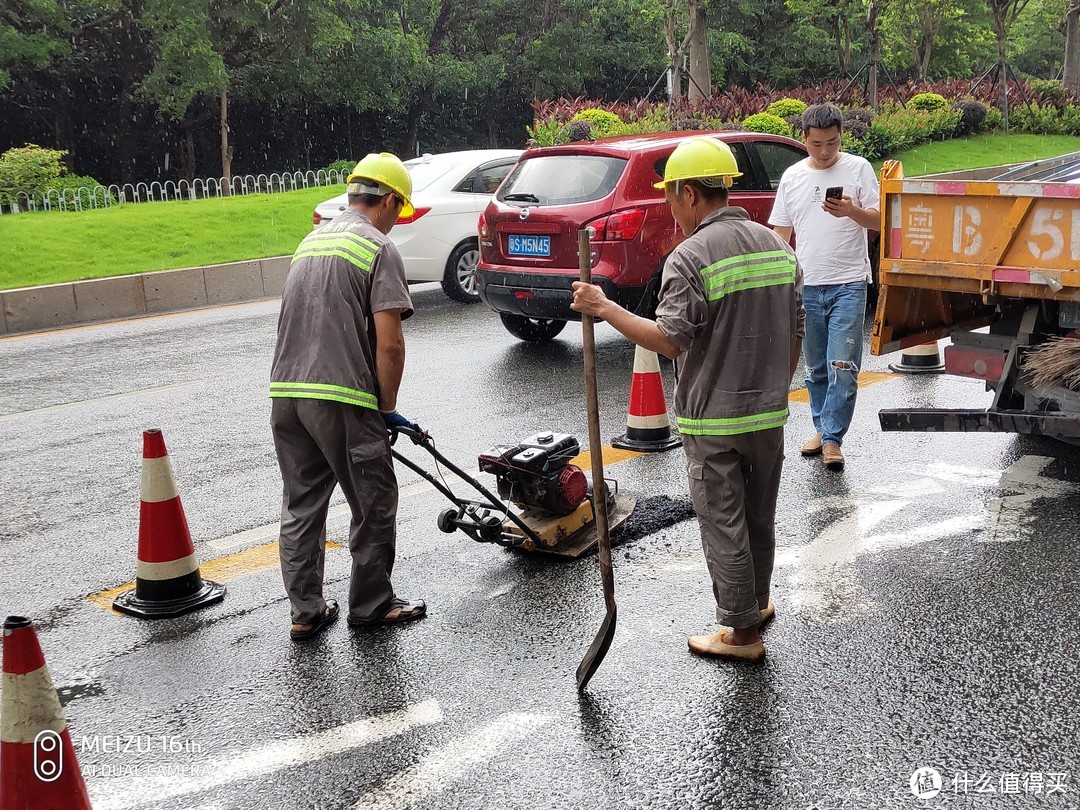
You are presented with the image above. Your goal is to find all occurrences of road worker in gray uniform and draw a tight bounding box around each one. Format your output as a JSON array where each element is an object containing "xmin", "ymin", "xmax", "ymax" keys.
[
  {"xmin": 572, "ymin": 137, "xmax": 804, "ymax": 662},
  {"xmin": 270, "ymin": 151, "xmax": 427, "ymax": 641}
]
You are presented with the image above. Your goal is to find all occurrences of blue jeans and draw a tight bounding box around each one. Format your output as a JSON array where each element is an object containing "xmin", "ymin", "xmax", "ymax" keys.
[{"xmin": 803, "ymin": 282, "xmax": 866, "ymax": 446}]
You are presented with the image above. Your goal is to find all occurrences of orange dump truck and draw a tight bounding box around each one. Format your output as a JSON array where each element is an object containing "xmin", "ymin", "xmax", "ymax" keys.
[{"xmin": 872, "ymin": 153, "xmax": 1080, "ymax": 442}]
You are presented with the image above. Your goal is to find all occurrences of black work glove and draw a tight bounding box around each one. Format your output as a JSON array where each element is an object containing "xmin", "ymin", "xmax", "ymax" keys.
[{"xmin": 381, "ymin": 410, "xmax": 420, "ymax": 433}]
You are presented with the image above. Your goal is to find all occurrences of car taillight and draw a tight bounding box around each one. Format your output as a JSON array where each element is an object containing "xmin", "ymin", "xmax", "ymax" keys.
[
  {"xmin": 312, "ymin": 210, "xmax": 322, "ymax": 226},
  {"xmin": 478, "ymin": 212, "xmax": 488, "ymax": 239},
  {"xmin": 586, "ymin": 208, "xmax": 646, "ymax": 241},
  {"xmin": 396, "ymin": 206, "xmax": 431, "ymax": 225}
]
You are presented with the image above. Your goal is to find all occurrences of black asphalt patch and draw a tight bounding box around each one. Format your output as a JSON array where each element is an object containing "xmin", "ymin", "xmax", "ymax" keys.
[{"xmin": 612, "ymin": 494, "xmax": 697, "ymax": 545}]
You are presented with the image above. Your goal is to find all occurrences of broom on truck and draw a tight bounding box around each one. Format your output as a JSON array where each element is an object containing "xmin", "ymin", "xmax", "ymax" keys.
[{"xmin": 1023, "ymin": 334, "xmax": 1080, "ymax": 391}]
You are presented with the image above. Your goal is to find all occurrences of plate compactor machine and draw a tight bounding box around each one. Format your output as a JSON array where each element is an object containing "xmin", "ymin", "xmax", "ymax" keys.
[{"xmin": 390, "ymin": 427, "xmax": 635, "ymax": 558}]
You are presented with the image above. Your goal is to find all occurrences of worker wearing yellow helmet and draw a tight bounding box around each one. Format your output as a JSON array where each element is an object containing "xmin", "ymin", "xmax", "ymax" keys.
[
  {"xmin": 573, "ymin": 135, "xmax": 804, "ymax": 663},
  {"xmin": 346, "ymin": 151, "xmax": 415, "ymax": 220},
  {"xmin": 270, "ymin": 149, "xmax": 426, "ymax": 640}
]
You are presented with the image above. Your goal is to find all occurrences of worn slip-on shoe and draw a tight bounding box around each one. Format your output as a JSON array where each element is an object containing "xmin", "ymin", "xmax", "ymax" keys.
[
  {"xmin": 759, "ymin": 600, "xmax": 775, "ymax": 629},
  {"xmin": 822, "ymin": 442, "xmax": 845, "ymax": 470},
  {"xmin": 800, "ymin": 433, "xmax": 823, "ymax": 456},
  {"xmin": 290, "ymin": 600, "xmax": 340, "ymax": 641},
  {"xmin": 688, "ymin": 630, "xmax": 766, "ymax": 662},
  {"xmin": 348, "ymin": 597, "xmax": 427, "ymax": 627}
]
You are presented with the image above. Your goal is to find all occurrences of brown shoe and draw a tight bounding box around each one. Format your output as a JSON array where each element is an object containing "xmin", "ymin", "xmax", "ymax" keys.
[
  {"xmin": 759, "ymin": 600, "xmax": 775, "ymax": 629},
  {"xmin": 800, "ymin": 433, "xmax": 823, "ymax": 456},
  {"xmin": 822, "ymin": 442, "xmax": 845, "ymax": 470},
  {"xmin": 688, "ymin": 630, "xmax": 766, "ymax": 662}
]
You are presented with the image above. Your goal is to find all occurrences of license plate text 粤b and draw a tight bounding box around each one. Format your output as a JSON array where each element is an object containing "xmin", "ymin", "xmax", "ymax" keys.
[{"xmin": 508, "ymin": 235, "xmax": 551, "ymax": 257}]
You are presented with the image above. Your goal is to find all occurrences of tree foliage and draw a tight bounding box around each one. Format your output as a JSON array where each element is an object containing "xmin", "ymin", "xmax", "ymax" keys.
[{"xmin": 0, "ymin": 0, "xmax": 1073, "ymax": 183}]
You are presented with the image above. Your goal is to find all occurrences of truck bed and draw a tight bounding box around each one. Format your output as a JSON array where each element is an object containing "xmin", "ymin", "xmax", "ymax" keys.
[{"xmin": 872, "ymin": 155, "xmax": 1080, "ymax": 355}]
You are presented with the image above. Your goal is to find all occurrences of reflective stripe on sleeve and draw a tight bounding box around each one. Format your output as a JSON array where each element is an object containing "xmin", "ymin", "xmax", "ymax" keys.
[
  {"xmin": 269, "ymin": 382, "xmax": 379, "ymax": 409},
  {"xmin": 676, "ymin": 408, "xmax": 788, "ymax": 436},
  {"xmin": 292, "ymin": 231, "xmax": 380, "ymax": 272},
  {"xmin": 699, "ymin": 250, "xmax": 797, "ymax": 302}
]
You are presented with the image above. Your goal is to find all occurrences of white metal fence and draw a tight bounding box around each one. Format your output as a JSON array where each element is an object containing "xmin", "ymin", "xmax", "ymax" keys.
[{"xmin": 0, "ymin": 169, "xmax": 347, "ymax": 215}]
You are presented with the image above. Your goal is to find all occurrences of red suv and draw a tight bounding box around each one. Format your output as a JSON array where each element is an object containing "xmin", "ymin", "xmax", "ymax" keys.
[{"xmin": 477, "ymin": 131, "xmax": 807, "ymax": 341}]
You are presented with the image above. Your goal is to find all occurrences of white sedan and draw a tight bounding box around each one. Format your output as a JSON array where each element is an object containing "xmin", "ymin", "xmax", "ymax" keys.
[{"xmin": 312, "ymin": 149, "xmax": 522, "ymax": 302}]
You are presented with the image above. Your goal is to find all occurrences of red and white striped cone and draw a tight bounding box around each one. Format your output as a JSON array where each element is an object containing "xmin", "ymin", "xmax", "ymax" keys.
[
  {"xmin": 889, "ymin": 340, "xmax": 945, "ymax": 374},
  {"xmin": 112, "ymin": 429, "xmax": 225, "ymax": 619},
  {"xmin": 1, "ymin": 616, "xmax": 92, "ymax": 810},
  {"xmin": 612, "ymin": 345, "xmax": 681, "ymax": 452}
]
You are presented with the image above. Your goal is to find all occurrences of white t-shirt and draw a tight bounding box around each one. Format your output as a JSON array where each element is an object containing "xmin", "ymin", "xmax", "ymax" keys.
[{"xmin": 768, "ymin": 152, "xmax": 880, "ymax": 286}]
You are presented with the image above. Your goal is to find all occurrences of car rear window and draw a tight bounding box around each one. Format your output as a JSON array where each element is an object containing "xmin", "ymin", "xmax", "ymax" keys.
[
  {"xmin": 497, "ymin": 155, "xmax": 627, "ymax": 206},
  {"xmin": 404, "ymin": 160, "xmax": 459, "ymax": 192}
]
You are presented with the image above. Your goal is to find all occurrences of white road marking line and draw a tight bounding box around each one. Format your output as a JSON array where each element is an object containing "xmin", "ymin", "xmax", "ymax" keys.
[
  {"xmin": 779, "ymin": 453, "xmax": 1078, "ymax": 612},
  {"xmin": 350, "ymin": 713, "xmax": 552, "ymax": 810},
  {"xmin": 862, "ymin": 514, "xmax": 984, "ymax": 553},
  {"xmin": 867, "ymin": 477, "xmax": 945, "ymax": 500},
  {"xmin": 88, "ymin": 699, "xmax": 444, "ymax": 810},
  {"xmin": 984, "ymin": 455, "xmax": 1079, "ymax": 543},
  {"xmin": 906, "ymin": 461, "xmax": 1001, "ymax": 487},
  {"xmin": 0, "ymin": 382, "xmax": 197, "ymax": 423},
  {"xmin": 207, "ymin": 480, "xmax": 435, "ymax": 552},
  {"xmin": 777, "ymin": 492, "xmax": 981, "ymax": 612}
]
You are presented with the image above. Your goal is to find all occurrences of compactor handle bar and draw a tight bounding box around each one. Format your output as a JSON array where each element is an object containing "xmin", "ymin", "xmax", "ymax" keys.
[{"xmin": 385, "ymin": 425, "xmax": 548, "ymax": 548}]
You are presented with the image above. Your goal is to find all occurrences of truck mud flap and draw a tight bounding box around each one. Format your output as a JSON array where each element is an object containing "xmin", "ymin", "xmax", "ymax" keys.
[{"xmin": 879, "ymin": 408, "xmax": 1080, "ymax": 438}]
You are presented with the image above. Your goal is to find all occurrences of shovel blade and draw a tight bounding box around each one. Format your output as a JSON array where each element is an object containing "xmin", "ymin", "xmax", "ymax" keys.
[{"xmin": 575, "ymin": 604, "xmax": 617, "ymax": 691}]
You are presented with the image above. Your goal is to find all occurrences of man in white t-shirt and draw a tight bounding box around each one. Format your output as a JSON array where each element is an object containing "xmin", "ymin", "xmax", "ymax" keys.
[{"xmin": 769, "ymin": 103, "xmax": 880, "ymax": 470}]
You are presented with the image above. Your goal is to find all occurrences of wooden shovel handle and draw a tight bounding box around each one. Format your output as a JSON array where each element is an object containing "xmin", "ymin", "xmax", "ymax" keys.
[{"xmin": 577, "ymin": 230, "xmax": 614, "ymax": 605}]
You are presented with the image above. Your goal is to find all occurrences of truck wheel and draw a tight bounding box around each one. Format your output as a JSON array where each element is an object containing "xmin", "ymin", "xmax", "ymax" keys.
[
  {"xmin": 441, "ymin": 239, "xmax": 481, "ymax": 304},
  {"xmin": 500, "ymin": 314, "xmax": 567, "ymax": 342}
]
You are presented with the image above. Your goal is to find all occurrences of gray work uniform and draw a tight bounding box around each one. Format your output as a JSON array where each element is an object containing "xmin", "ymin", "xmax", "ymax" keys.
[
  {"xmin": 656, "ymin": 206, "xmax": 804, "ymax": 630},
  {"xmin": 269, "ymin": 209, "xmax": 413, "ymax": 625}
]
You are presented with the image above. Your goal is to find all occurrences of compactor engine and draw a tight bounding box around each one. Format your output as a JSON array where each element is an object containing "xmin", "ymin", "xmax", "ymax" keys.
[{"xmin": 478, "ymin": 431, "xmax": 587, "ymax": 516}]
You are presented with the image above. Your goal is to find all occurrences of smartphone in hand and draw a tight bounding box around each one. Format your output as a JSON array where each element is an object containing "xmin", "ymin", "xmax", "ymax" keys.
[{"xmin": 825, "ymin": 186, "xmax": 844, "ymax": 201}]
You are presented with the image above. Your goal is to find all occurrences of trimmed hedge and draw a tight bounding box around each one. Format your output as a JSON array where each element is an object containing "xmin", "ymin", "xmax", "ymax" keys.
[
  {"xmin": 527, "ymin": 77, "xmax": 1080, "ymax": 158},
  {"xmin": 766, "ymin": 98, "xmax": 808, "ymax": 118},
  {"xmin": 742, "ymin": 112, "xmax": 793, "ymax": 137}
]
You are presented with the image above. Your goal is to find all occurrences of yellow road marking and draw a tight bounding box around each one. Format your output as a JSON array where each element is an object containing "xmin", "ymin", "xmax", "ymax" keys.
[
  {"xmin": 570, "ymin": 445, "xmax": 644, "ymax": 469},
  {"xmin": 788, "ymin": 371, "xmax": 898, "ymax": 403},
  {"xmin": 89, "ymin": 445, "xmax": 642, "ymax": 613},
  {"xmin": 87, "ymin": 540, "xmax": 342, "ymax": 613}
]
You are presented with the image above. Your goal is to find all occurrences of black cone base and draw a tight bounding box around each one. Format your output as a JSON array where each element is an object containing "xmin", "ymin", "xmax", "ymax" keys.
[
  {"xmin": 888, "ymin": 356, "xmax": 945, "ymax": 374},
  {"xmin": 113, "ymin": 579, "xmax": 226, "ymax": 619},
  {"xmin": 612, "ymin": 430, "xmax": 682, "ymax": 452}
]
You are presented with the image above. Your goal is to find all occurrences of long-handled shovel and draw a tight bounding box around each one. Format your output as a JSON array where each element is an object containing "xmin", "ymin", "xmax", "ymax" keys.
[{"xmin": 575, "ymin": 228, "xmax": 616, "ymax": 692}]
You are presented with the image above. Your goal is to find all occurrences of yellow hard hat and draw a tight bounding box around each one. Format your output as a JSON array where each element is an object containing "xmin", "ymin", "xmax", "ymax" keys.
[
  {"xmin": 347, "ymin": 152, "xmax": 414, "ymax": 217},
  {"xmin": 654, "ymin": 137, "xmax": 742, "ymax": 190}
]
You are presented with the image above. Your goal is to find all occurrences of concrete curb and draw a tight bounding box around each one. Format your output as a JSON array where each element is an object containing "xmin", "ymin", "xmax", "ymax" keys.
[{"xmin": 0, "ymin": 256, "xmax": 290, "ymax": 336}]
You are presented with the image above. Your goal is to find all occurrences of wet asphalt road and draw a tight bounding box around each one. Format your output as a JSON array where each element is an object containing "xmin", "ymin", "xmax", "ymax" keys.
[{"xmin": 1, "ymin": 286, "xmax": 1078, "ymax": 810}]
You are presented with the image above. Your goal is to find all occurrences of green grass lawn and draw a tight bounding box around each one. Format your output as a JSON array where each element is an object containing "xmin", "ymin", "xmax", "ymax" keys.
[
  {"xmin": 5, "ymin": 133, "xmax": 1080, "ymax": 291},
  {"xmin": 0, "ymin": 184, "xmax": 341, "ymax": 290},
  {"xmin": 874, "ymin": 133, "xmax": 1080, "ymax": 177}
]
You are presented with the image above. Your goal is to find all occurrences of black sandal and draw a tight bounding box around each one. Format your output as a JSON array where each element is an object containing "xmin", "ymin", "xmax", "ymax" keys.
[
  {"xmin": 348, "ymin": 597, "xmax": 426, "ymax": 627},
  {"xmin": 290, "ymin": 600, "xmax": 340, "ymax": 640}
]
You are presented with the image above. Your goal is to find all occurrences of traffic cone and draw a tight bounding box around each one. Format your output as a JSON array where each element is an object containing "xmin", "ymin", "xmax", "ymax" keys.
[
  {"xmin": 112, "ymin": 429, "xmax": 225, "ymax": 619},
  {"xmin": 889, "ymin": 340, "xmax": 945, "ymax": 374},
  {"xmin": 1, "ymin": 616, "xmax": 92, "ymax": 810},
  {"xmin": 612, "ymin": 345, "xmax": 681, "ymax": 452}
]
